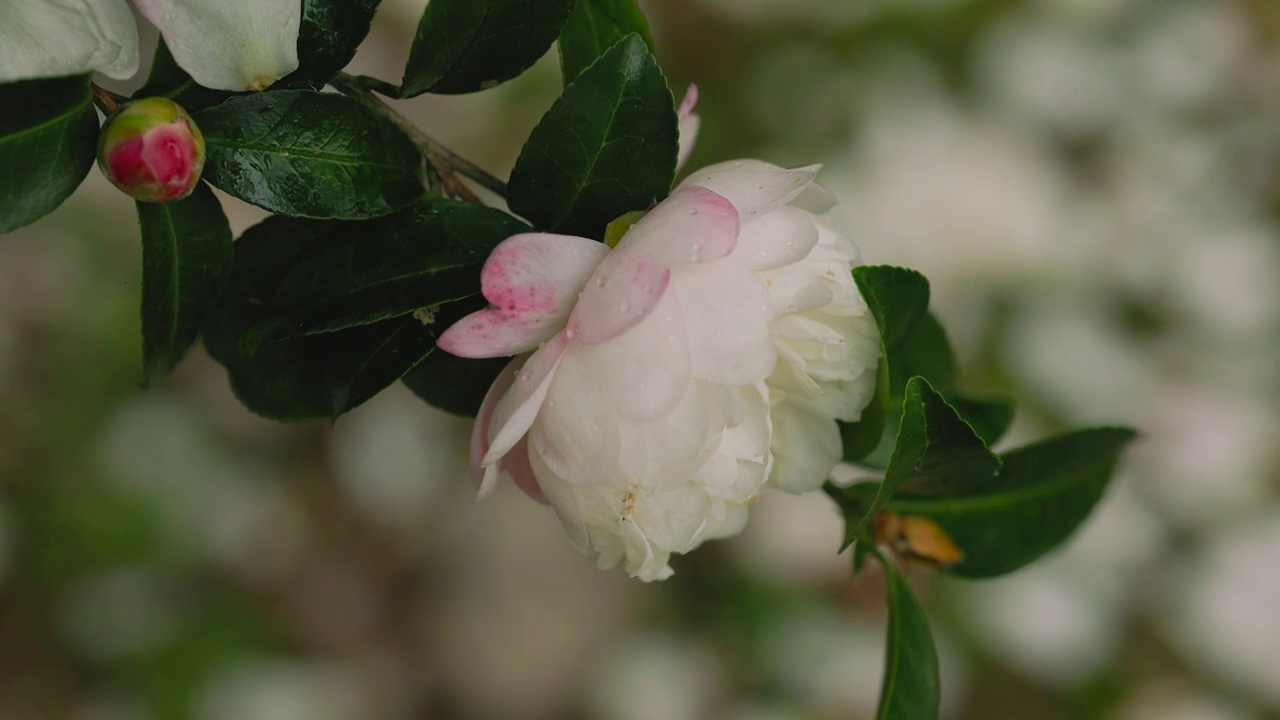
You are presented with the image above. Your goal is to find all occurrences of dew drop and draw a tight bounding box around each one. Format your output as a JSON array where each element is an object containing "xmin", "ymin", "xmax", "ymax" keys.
[
  {"xmin": 566, "ymin": 327, "xmax": 578, "ymax": 340},
  {"xmin": 596, "ymin": 276, "xmax": 608, "ymax": 287},
  {"xmin": 519, "ymin": 371, "xmax": 531, "ymax": 382},
  {"xmin": 688, "ymin": 208, "xmax": 699, "ymax": 215},
  {"xmin": 619, "ymin": 302, "xmax": 631, "ymax": 313},
  {"xmin": 733, "ymin": 161, "xmax": 744, "ymax": 168},
  {"xmin": 746, "ymin": 207, "xmax": 758, "ymax": 215},
  {"xmin": 665, "ymin": 315, "xmax": 675, "ymax": 323}
]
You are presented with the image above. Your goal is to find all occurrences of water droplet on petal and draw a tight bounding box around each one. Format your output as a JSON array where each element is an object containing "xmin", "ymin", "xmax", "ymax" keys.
[
  {"xmin": 566, "ymin": 327, "xmax": 578, "ymax": 340},
  {"xmin": 519, "ymin": 371, "xmax": 531, "ymax": 382},
  {"xmin": 688, "ymin": 208, "xmax": 699, "ymax": 215},
  {"xmin": 597, "ymin": 276, "xmax": 608, "ymax": 287},
  {"xmin": 746, "ymin": 207, "xmax": 757, "ymax": 215},
  {"xmin": 619, "ymin": 302, "xmax": 631, "ymax": 313},
  {"xmin": 733, "ymin": 161, "xmax": 743, "ymax": 168}
]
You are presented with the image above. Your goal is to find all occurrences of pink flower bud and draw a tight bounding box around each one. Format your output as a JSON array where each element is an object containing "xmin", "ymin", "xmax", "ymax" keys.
[{"xmin": 97, "ymin": 97, "xmax": 205, "ymax": 203}]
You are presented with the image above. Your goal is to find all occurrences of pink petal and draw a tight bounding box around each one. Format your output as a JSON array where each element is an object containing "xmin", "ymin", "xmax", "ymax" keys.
[
  {"xmin": 565, "ymin": 248, "xmax": 670, "ymax": 347},
  {"xmin": 482, "ymin": 332, "xmax": 570, "ymax": 468},
  {"xmin": 439, "ymin": 233, "xmax": 608, "ymax": 358},
  {"xmin": 617, "ymin": 186, "xmax": 739, "ymax": 265},
  {"xmin": 503, "ymin": 435, "xmax": 547, "ymax": 504},
  {"xmin": 676, "ymin": 84, "xmax": 700, "ymax": 172},
  {"xmin": 472, "ymin": 356, "xmax": 545, "ymax": 503}
]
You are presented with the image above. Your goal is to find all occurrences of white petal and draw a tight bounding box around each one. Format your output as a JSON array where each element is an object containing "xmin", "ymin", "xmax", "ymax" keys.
[
  {"xmin": 617, "ymin": 186, "xmax": 739, "ymax": 266},
  {"xmin": 438, "ymin": 233, "xmax": 608, "ymax": 358},
  {"xmin": 729, "ymin": 205, "xmax": 819, "ymax": 271},
  {"xmin": 570, "ymin": 289, "xmax": 692, "ymax": 421},
  {"xmin": 482, "ymin": 332, "xmax": 569, "ymax": 467},
  {"xmin": 0, "ymin": 0, "xmax": 138, "ymax": 83},
  {"xmin": 677, "ymin": 160, "xmax": 819, "ymax": 221},
  {"xmin": 673, "ymin": 262, "xmax": 776, "ymax": 385},
  {"xmin": 694, "ymin": 382, "xmax": 773, "ymax": 502},
  {"xmin": 566, "ymin": 247, "xmax": 670, "ymax": 346},
  {"xmin": 616, "ymin": 378, "xmax": 715, "ymax": 487},
  {"xmin": 768, "ymin": 399, "xmax": 842, "ymax": 494},
  {"xmin": 135, "ymin": 0, "xmax": 301, "ymax": 91},
  {"xmin": 529, "ymin": 352, "xmax": 622, "ymax": 487}
]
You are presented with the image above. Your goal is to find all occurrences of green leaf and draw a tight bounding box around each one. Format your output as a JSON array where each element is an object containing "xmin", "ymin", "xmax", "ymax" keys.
[
  {"xmin": 853, "ymin": 266, "xmax": 930, "ymax": 351},
  {"xmin": 558, "ymin": 0, "xmax": 654, "ymax": 84},
  {"xmin": 885, "ymin": 427, "xmax": 1137, "ymax": 578},
  {"xmin": 950, "ymin": 395, "xmax": 1015, "ymax": 447},
  {"xmin": 875, "ymin": 551, "xmax": 940, "ymax": 720},
  {"xmin": 400, "ymin": 0, "xmax": 576, "ymax": 96},
  {"xmin": 135, "ymin": 182, "xmax": 234, "ymax": 385},
  {"xmin": 0, "ymin": 74, "xmax": 98, "ymax": 233},
  {"xmin": 852, "ymin": 377, "xmax": 1001, "ymax": 539},
  {"xmin": 509, "ymin": 34, "xmax": 678, "ymax": 238},
  {"xmin": 283, "ymin": 0, "xmax": 383, "ymax": 88},
  {"xmin": 247, "ymin": 199, "xmax": 530, "ymax": 343},
  {"xmin": 839, "ymin": 266, "xmax": 931, "ymax": 462},
  {"xmin": 403, "ymin": 350, "xmax": 508, "ymax": 417},
  {"xmin": 205, "ymin": 198, "xmax": 522, "ymax": 421},
  {"xmin": 194, "ymin": 90, "xmax": 422, "ymax": 219},
  {"xmin": 889, "ymin": 312, "xmax": 958, "ymax": 393},
  {"xmin": 137, "ymin": 40, "xmax": 236, "ymax": 113}
]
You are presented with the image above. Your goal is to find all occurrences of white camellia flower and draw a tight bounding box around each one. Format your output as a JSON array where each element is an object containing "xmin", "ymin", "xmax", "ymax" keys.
[
  {"xmin": 439, "ymin": 160, "xmax": 881, "ymax": 581},
  {"xmin": 0, "ymin": 0, "xmax": 301, "ymax": 92}
]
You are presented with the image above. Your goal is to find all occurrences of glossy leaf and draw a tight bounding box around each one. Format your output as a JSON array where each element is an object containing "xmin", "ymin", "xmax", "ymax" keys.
[
  {"xmin": 885, "ymin": 427, "xmax": 1137, "ymax": 578},
  {"xmin": 135, "ymin": 182, "xmax": 234, "ymax": 385},
  {"xmin": 558, "ymin": 0, "xmax": 654, "ymax": 84},
  {"xmin": 194, "ymin": 90, "xmax": 422, "ymax": 219},
  {"xmin": 401, "ymin": 0, "xmax": 575, "ymax": 96},
  {"xmin": 509, "ymin": 34, "xmax": 678, "ymax": 238},
  {"xmin": 136, "ymin": 40, "xmax": 235, "ymax": 113},
  {"xmin": 247, "ymin": 199, "xmax": 530, "ymax": 344},
  {"xmin": 402, "ymin": 349, "xmax": 508, "ymax": 417},
  {"xmin": 205, "ymin": 198, "xmax": 523, "ymax": 421},
  {"xmin": 876, "ymin": 552, "xmax": 941, "ymax": 720},
  {"xmin": 950, "ymin": 395, "xmax": 1015, "ymax": 447},
  {"xmin": 851, "ymin": 377, "xmax": 1001, "ymax": 542},
  {"xmin": 889, "ymin": 312, "xmax": 959, "ymax": 393},
  {"xmin": 0, "ymin": 74, "xmax": 98, "ymax": 233},
  {"xmin": 283, "ymin": 0, "xmax": 383, "ymax": 88},
  {"xmin": 839, "ymin": 266, "xmax": 931, "ymax": 462}
]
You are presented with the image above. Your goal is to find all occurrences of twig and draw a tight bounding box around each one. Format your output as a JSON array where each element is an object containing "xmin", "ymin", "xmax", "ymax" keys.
[
  {"xmin": 91, "ymin": 83, "xmax": 120, "ymax": 115},
  {"xmin": 330, "ymin": 72, "xmax": 508, "ymax": 200}
]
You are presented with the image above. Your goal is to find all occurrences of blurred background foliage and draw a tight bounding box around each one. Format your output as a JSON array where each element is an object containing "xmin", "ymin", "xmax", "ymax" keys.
[{"xmin": 2, "ymin": 0, "xmax": 1280, "ymax": 718}]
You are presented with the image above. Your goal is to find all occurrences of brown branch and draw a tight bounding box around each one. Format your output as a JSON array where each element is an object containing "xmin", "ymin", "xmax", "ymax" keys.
[{"xmin": 91, "ymin": 84, "xmax": 120, "ymax": 115}]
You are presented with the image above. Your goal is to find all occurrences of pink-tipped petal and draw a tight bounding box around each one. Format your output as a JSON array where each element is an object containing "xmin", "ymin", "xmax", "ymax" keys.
[
  {"xmin": 565, "ymin": 248, "xmax": 670, "ymax": 347},
  {"xmin": 482, "ymin": 332, "xmax": 570, "ymax": 467},
  {"xmin": 676, "ymin": 160, "xmax": 820, "ymax": 221},
  {"xmin": 676, "ymin": 84, "xmax": 700, "ymax": 172},
  {"xmin": 617, "ymin": 186, "xmax": 738, "ymax": 265},
  {"xmin": 438, "ymin": 233, "xmax": 608, "ymax": 358},
  {"xmin": 677, "ymin": 112, "xmax": 701, "ymax": 173}
]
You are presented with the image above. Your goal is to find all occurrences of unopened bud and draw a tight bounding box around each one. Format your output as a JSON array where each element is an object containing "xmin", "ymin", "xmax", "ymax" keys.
[{"xmin": 97, "ymin": 97, "xmax": 205, "ymax": 203}]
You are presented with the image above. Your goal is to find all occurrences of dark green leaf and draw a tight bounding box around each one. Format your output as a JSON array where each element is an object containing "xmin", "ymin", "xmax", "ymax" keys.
[
  {"xmin": 137, "ymin": 40, "xmax": 236, "ymax": 113},
  {"xmin": 401, "ymin": 0, "xmax": 575, "ymax": 96},
  {"xmin": 403, "ymin": 350, "xmax": 508, "ymax": 417},
  {"xmin": 282, "ymin": 0, "xmax": 383, "ymax": 88},
  {"xmin": 194, "ymin": 90, "xmax": 422, "ymax": 219},
  {"xmin": 205, "ymin": 198, "xmax": 522, "ymax": 421},
  {"xmin": 135, "ymin": 182, "xmax": 234, "ymax": 385},
  {"xmin": 854, "ymin": 377, "xmax": 1001, "ymax": 536},
  {"xmin": 950, "ymin": 395, "xmax": 1015, "ymax": 447},
  {"xmin": 248, "ymin": 199, "xmax": 529, "ymax": 343},
  {"xmin": 889, "ymin": 312, "xmax": 958, "ymax": 393},
  {"xmin": 0, "ymin": 74, "xmax": 98, "ymax": 233},
  {"xmin": 839, "ymin": 266, "xmax": 932, "ymax": 462},
  {"xmin": 876, "ymin": 552, "xmax": 940, "ymax": 720},
  {"xmin": 558, "ymin": 0, "xmax": 654, "ymax": 84},
  {"xmin": 885, "ymin": 427, "xmax": 1137, "ymax": 578},
  {"xmin": 509, "ymin": 34, "xmax": 677, "ymax": 238},
  {"xmin": 853, "ymin": 266, "xmax": 930, "ymax": 351}
]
